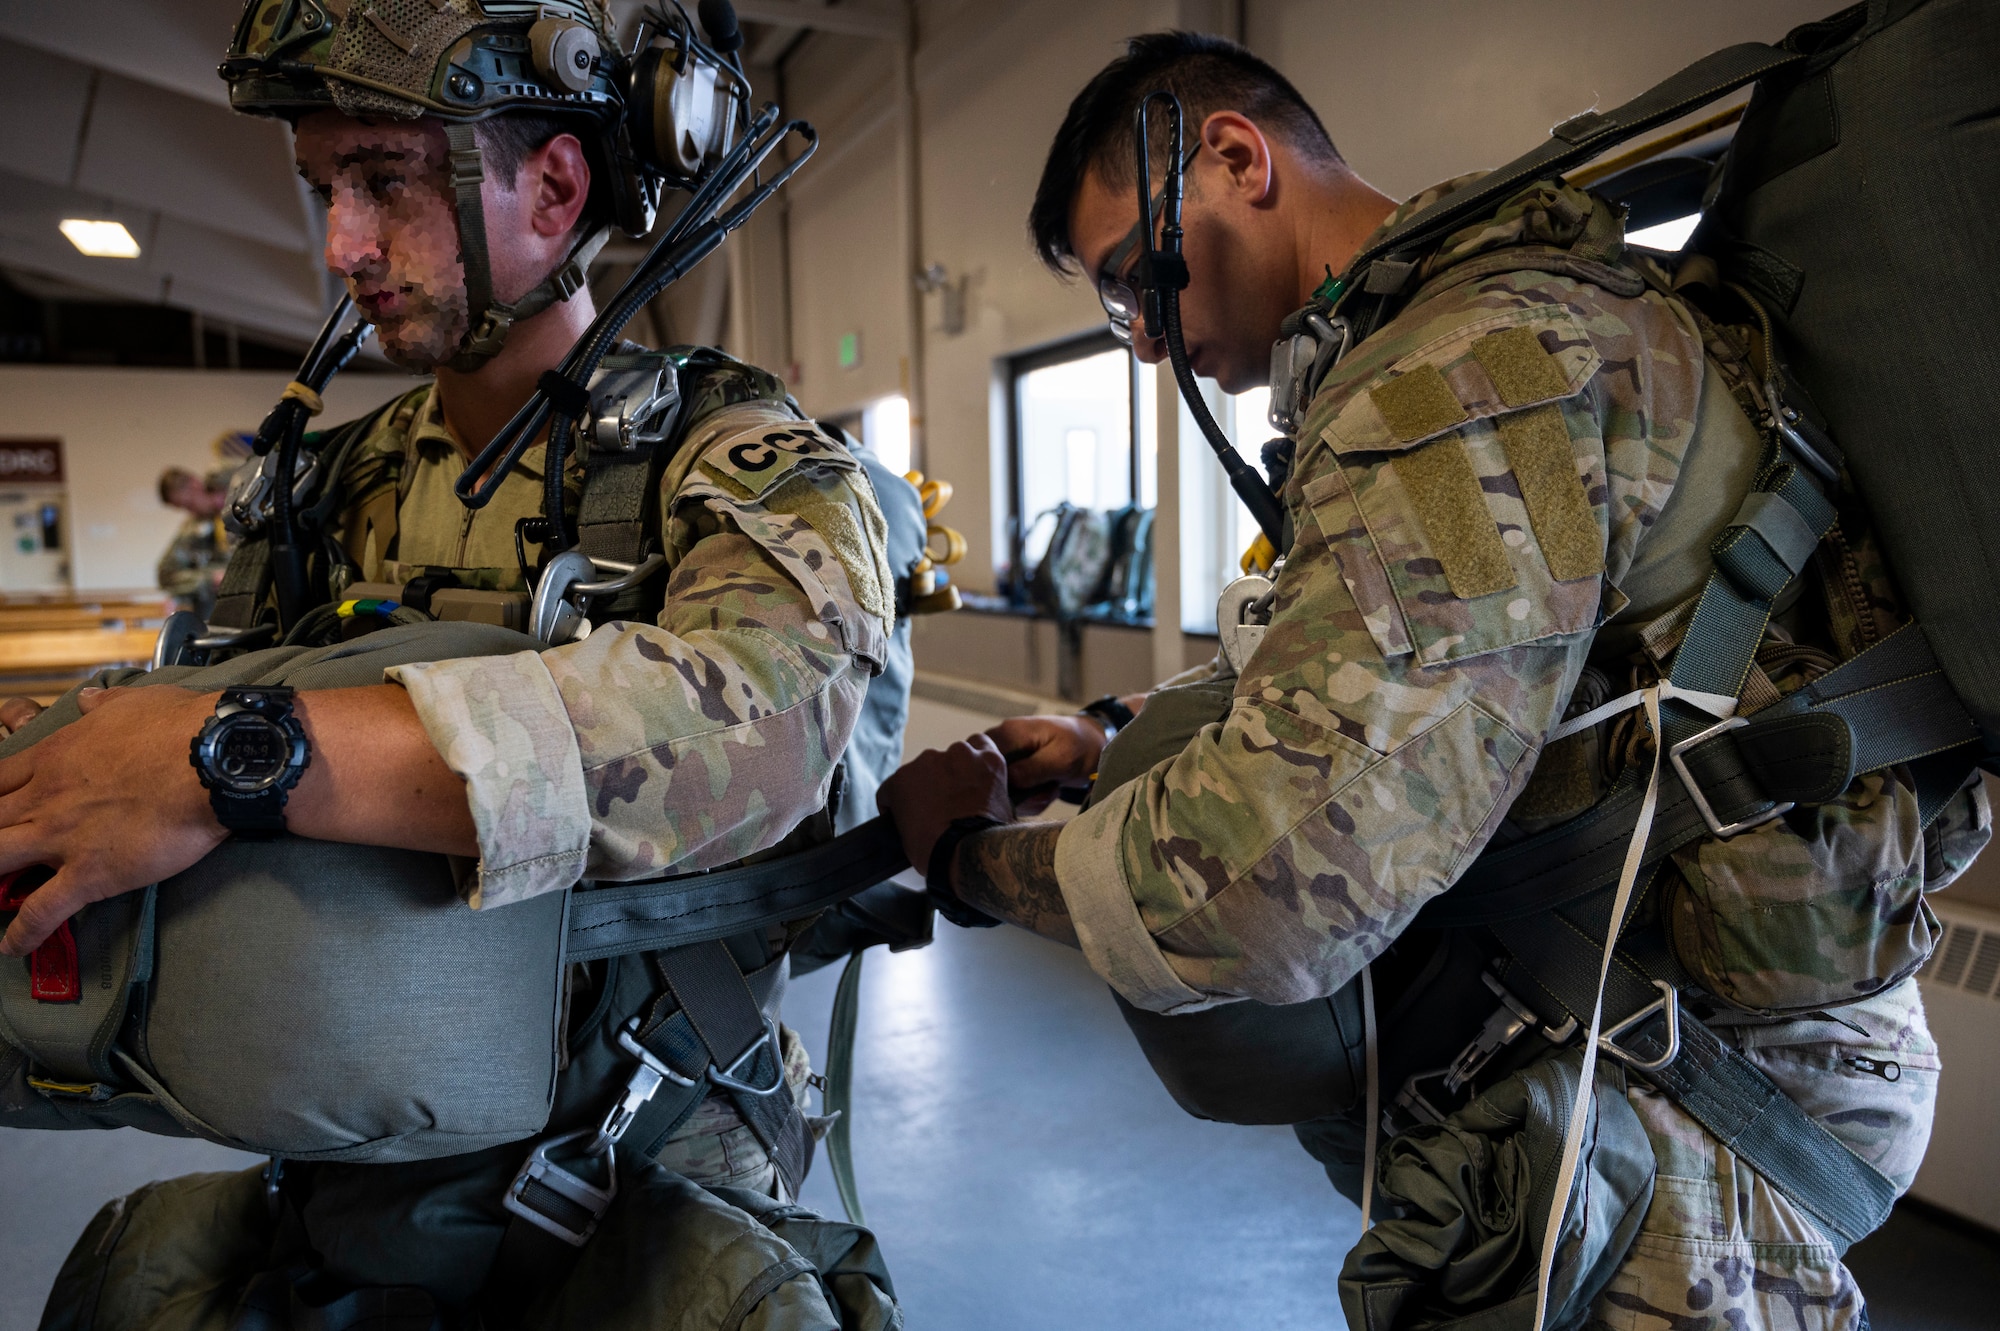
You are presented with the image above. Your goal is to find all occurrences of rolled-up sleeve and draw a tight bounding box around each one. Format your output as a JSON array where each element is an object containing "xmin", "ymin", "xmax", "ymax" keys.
[
  {"xmin": 392, "ymin": 412, "xmax": 891, "ymax": 905},
  {"xmin": 390, "ymin": 650, "xmax": 590, "ymax": 908}
]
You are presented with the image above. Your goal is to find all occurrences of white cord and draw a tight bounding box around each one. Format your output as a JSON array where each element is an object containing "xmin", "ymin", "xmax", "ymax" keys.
[
  {"xmin": 1360, "ymin": 964, "xmax": 1379, "ymax": 1232},
  {"xmin": 1527, "ymin": 682, "xmax": 1730, "ymax": 1331}
]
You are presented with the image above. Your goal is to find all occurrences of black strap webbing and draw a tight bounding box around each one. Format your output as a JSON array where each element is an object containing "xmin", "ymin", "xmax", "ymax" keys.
[
  {"xmin": 1487, "ymin": 901, "xmax": 1897, "ymax": 1253},
  {"xmin": 1618, "ymin": 1006, "xmax": 1899, "ymax": 1251},
  {"xmin": 1429, "ymin": 625, "xmax": 1979, "ymax": 930},
  {"xmin": 564, "ymin": 815, "xmax": 907, "ymax": 962},
  {"xmin": 650, "ymin": 943, "xmax": 811, "ymax": 1197}
]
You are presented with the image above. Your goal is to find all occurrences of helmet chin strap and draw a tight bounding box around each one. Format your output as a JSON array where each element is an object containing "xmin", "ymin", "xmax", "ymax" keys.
[{"xmin": 442, "ymin": 122, "xmax": 611, "ymax": 374}]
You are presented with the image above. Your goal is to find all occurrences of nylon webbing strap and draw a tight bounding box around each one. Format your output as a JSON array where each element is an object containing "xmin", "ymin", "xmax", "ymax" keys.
[
  {"xmin": 655, "ymin": 942, "xmax": 810, "ymax": 1196},
  {"xmin": 564, "ymin": 815, "xmax": 908, "ymax": 962},
  {"xmin": 1617, "ymin": 1008, "xmax": 1899, "ymax": 1251},
  {"xmin": 443, "ymin": 123, "xmax": 493, "ymax": 330},
  {"xmin": 209, "ymin": 537, "xmax": 272, "ymax": 629},
  {"xmin": 575, "ymin": 448, "xmax": 655, "ymax": 566},
  {"xmin": 1487, "ymin": 903, "xmax": 1898, "ymax": 1253},
  {"xmin": 1758, "ymin": 623, "xmax": 1979, "ymax": 775},
  {"xmin": 1429, "ymin": 625, "xmax": 1980, "ymax": 930},
  {"xmin": 1343, "ymin": 42, "xmax": 1804, "ymax": 288},
  {"xmin": 824, "ymin": 949, "xmax": 867, "ymax": 1223},
  {"xmin": 659, "ymin": 941, "xmax": 768, "ymax": 1069},
  {"xmin": 1671, "ymin": 463, "xmax": 1837, "ymax": 699}
]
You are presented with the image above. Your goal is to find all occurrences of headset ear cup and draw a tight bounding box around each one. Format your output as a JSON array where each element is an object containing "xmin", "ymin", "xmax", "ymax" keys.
[{"xmin": 529, "ymin": 17, "xmax": 598, "ymax": 94}]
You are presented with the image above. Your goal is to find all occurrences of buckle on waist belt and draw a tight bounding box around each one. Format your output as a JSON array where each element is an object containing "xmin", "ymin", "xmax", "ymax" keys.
[
  {"xmin": 1595, "ymin": 980, "xmax": 1681, "ymax": 1073},
  {"xmin": 503, "ymin": 1129, "xmax": 618, "ymax": 1247},
  {"xmin": 1669, "ymin": 717, "xmax": 1793, "ymax": 838}
]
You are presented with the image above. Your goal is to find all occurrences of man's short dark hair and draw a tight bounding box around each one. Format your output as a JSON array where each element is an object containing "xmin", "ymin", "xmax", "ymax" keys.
[
  {"xmin": 476, "ymin": 112, "xmax": 611, "ymax": 232},
  {"xmin": 1029, "ymin": 31, "xmax": 1341, "ymax": 275}
]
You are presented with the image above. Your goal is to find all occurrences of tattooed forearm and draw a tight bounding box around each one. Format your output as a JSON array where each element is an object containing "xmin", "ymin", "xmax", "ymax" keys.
[{"xmin": 953, "ymin": 822, "xmax": 1076, "ymax": 947}]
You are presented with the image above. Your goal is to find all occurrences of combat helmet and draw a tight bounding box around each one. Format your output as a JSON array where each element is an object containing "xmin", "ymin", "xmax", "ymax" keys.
[{"xmin": 221, "ymin": 0, "xmax": 747, "ymax": 369}]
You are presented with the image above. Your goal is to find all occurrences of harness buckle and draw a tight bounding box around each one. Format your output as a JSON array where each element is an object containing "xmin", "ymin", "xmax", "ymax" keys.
[
  {"xmin": 1596, "ymin": 981, "xmax": 1682, "ymax": 1073},
  {"xmin": 707, "ymin": 1016, "xmax": 788, "ymax": 1097},
  {"xmin": 503, "ymin": 1129, "xmax": 618, "ymax": 1247},
  {"xmin": 1442, "ymin": 974, "xmax": 1542, "ymax": 1094},
  {"xmin": 1668, "ymin": 716, "xmax": 1794, "ymax": 839}
]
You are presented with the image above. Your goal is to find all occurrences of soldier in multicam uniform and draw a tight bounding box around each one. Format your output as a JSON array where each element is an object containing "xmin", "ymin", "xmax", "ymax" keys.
[
  {"xmin": 0, "ymin": 1, "xmax": 901, "ymax": 1326},
  {"xmin": 155, "ymin": 466, "xmax": 233, "ymax": 617},
  {"xmin": 883, "ymin": 32, "xmax": 1984, "ymax": 1330}
]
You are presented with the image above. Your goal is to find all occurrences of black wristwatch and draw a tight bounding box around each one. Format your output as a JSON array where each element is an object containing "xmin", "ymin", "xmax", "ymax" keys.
[
  {"xmin": 190, "ymin": 686, "xmax": 311, "ymax": 838},
  {"xmin": 1079, "ymin": 694, "xmax": 1136, "ymax": 739}
]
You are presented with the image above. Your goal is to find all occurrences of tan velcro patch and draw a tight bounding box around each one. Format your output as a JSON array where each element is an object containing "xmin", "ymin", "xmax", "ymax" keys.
[
  {"xmin": 1370, "ymin": 363, "xmax": 1470, "ymax": 442},
  {"xmin": 1470, "ymin": 325, "xmax": 1573, "ymax": 407},
  {"xmin": 1496, "ymin": 403, "xmax": 1604, "ymax": 583},
  {"xmin": 1396, "ymin": 433, "xmax": 1517, "ymax": 598}
]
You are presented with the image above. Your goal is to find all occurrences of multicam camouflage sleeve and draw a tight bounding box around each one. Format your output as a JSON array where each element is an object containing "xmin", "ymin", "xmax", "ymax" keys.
[
  {"xmin": 1054, "ymin": 254, "xmax": 1707, "ymax": 1014},
  {"xmin": 391, "ymin": 404, "xmax": 894, "ymax": 908}
]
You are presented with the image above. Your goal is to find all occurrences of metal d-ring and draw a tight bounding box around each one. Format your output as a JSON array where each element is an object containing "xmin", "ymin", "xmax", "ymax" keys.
[
  {"xmin": 1596, "ymin": 981, "xmax": 1681, "ymax": 1073},
  {"xmin": 707, "ymin": 1016, "xmax": 787, "ymax": 1096}
]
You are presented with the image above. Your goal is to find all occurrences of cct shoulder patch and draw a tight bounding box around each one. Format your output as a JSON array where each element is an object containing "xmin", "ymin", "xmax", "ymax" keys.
[{"xmin": 694, "ymin": 421, "xmax": 850, "ymax": 501}]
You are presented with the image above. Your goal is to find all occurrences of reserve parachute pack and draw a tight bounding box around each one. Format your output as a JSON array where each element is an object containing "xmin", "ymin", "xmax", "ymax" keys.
[{"xmin": 1118, "ymin": 2, "xmax": 1995, "ymax": 1323}]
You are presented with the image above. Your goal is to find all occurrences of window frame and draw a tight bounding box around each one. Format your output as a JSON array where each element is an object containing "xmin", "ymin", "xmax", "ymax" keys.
[{"xmin": 1002, "ymin": 329, "xmax": 1145, "ymax": 601}]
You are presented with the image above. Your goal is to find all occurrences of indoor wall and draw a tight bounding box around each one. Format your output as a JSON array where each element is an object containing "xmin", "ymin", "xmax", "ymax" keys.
[{"xmin": 748, "ymin": 0, "xmax": 1836, "ymax": 697}]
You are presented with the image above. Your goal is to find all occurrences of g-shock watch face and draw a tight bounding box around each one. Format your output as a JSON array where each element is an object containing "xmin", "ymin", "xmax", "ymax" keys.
[{"xmin": 202, "ymin": 712, "xmax": 294, "ymax": 794}]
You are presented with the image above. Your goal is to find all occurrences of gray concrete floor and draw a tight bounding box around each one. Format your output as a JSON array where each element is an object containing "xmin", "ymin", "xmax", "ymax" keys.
[{"xmin": 2, "ymin": 698, "xmax": 1996, "ymax": 1328}]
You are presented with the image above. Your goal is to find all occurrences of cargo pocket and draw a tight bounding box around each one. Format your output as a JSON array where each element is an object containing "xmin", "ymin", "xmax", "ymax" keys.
[
  {"xmin": 1303, "ymin": 306, "xmax": 1609, "ymax": 667},
  {"xmin": 1664, "ymin": 766, "xmax": 1981, "ymax": 1015}
]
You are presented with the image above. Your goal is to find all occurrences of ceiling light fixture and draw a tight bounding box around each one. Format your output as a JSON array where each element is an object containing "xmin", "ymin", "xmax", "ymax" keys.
[{"xmin": 59, "ymin": 219, "xmax": 141, "ymax": 258}]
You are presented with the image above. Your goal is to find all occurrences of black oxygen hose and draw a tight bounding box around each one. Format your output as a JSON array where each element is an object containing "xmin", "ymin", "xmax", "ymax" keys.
[
  {"xmin": 262, "ymin": 299, "xmax": 373, "ymax": 629},
  {"xmin": 1133, "ymin": 93, "xmax": 1286, "ymax": 548}
]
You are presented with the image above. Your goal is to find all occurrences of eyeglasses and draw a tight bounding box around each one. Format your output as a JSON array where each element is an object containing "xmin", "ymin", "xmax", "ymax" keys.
[{"xmin": 1095, "ymin": 144, "xmax": 1200, "ymax": 346}]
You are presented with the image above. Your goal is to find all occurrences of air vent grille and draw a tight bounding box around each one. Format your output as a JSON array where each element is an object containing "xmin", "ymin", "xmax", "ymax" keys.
[{"xmin": 1921, "ymin": 917, "xmax": 2000, "ymax": 999}]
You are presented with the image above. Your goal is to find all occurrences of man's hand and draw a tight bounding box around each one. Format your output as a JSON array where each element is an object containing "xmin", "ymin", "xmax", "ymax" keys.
[
  {"xmin": 0, "ymin": 683, "xmax": 480, "ymax": 957},
  {"xmin": 985, "ymin": 714, "xmax": 1109, "ymax": 814},
  {"xmin": 0, "ymin": 687, "xmax": 225, "ymax": 956},
  {"xmin": 878, "ymin": 732, "xmax": 1016, "ymax": 875}
]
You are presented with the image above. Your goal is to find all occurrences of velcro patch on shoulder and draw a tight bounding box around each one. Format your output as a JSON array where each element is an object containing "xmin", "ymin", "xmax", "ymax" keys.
[
  {"xmin": 1395, "ymin": 434, "xmax": 1518, "ymax": 598},
  {"xmin": 1324, "ymin": 305, "xmax": 1601, "ymax": 455},
  {"xmin": 1470, "ymin": 325, "xmax": 1573, "ymax": 407},
  {"xmin": 1495, "ymin": 403, "xmax": 1603, "ymax": 583},
  {"xmin": 695, "ymin": 419, "xmax": 851, "ymax": 501},
  {"xmin": 1370, "ymin": 363, "xmax": 1469, "ymax": 442}
]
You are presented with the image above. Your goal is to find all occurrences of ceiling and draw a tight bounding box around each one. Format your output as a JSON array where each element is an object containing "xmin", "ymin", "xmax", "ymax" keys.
[{"xmin": 0, "ymin": 0, "xmax": 895, "ymax": 352}]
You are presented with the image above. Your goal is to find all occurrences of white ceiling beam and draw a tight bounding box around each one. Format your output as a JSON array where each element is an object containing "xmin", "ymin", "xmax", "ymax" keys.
[{"xmin": 729, "ymin": 0, "xmax": 902, "ymax": 41}]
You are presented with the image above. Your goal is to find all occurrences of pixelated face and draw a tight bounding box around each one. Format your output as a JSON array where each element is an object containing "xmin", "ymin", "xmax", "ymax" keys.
[{"xmin": 295, "ymin": 111, "xmax": 468, "ymax": 371}]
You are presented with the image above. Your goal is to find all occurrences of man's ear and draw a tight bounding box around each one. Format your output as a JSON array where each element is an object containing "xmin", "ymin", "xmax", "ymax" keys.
[
  {"xmin": 1198, "ymin": 111, "xmax": 1275, "ymax": 207},
  {"xmin": 527, "ymin": 132, "xmax": 592, "ymax": 239}
]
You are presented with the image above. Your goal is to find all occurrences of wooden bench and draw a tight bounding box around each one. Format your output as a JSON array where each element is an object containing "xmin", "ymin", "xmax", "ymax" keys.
[{"xmin": 0, "ymin": 593, "xmax": 174, "ymax": 705}]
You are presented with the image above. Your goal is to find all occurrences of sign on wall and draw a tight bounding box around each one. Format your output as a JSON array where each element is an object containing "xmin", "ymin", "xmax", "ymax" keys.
[{"xmin": 0, "ymin": 439, "xmax": 65, "ymax": 485}]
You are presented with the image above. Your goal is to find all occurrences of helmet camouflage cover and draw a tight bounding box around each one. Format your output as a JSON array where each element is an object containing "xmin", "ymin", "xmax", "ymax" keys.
[{"xmin": 225, "ymin": 0, "xmax": 622, "ymax": 130}]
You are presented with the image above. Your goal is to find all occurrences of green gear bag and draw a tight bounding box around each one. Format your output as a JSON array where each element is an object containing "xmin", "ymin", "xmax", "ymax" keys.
[
  {"xmin": 0, "ymin": 623, "xmax": 570, "ymax": 1164},
  {"xmin": 41, "ymin": 1157, "xmax": 902, "ymax": 1331},
  {"xmin": 1338, "ymin": 1052, "xmax": 1655, "ymax": 1331}
]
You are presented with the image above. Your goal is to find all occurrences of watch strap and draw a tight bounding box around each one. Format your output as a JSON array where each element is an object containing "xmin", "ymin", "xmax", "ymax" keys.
[
  {"xmin": 927, "ymin": 815, "xmax": 1004, "ymax": 929},
  {"xmin": 1080, "ymin": 694, "xmax": 1136, "ymax": 737},
  {"xmin": 210, "ymin": 787, "xmax": 290, "ymax": 838}
]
